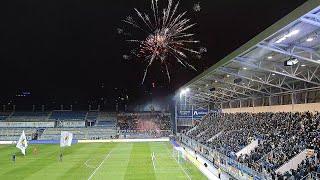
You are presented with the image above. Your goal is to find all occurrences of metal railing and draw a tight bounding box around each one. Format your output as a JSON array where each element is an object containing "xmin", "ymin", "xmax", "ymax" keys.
[{"xmin": 179, "ymin": 134, "xmax": 272, "ymax": 180}]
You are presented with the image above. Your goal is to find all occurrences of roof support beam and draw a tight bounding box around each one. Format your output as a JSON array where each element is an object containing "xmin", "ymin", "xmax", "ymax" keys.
[
  {"xmin": 208, "ymin": 76, "xmax": 271, "ymax": 96},
  {"xmin": 301, "ymin": 14, "xmax": 320, "ymax": 27},
  {"xmin": 235, "ymin": 57, "xmax": 320, "ymax": 86},
  {"xmin": 258, "ymin": 42, "xmax": 320, "ymax": 65},
  {"xmin": 218, "ymin": 67, "xmax": 291, "ymax": 91},
  {"xmin": 190, "ymin": 95, "xmax": 216, "ymax": 104},
  {"xmin": 193, "ymin": 90, "xmax": 232, "ymax": 101},
  {"xmin": 214, "ymin": 86, "xmax": 251, "ymax": 97}
]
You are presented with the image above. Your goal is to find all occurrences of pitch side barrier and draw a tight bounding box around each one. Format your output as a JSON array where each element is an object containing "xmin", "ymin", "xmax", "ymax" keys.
[
  {"xmin": 179, "ymin": 134, "xmax": 272, "ymax": 180},
  {"xmin": 0, "ymin": 140, "xmax": 78, "ymax": 145},
  {"xmin": 0, "ymin": 138, "xmax": 170, "ymax": 145}
]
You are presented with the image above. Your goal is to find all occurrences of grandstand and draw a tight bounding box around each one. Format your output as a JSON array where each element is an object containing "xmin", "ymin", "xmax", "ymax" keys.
[
  {"xmin": 0, "ymin": 110, "xmax": 172, "ymax": 141},
  {"xmin": 176, "ymin": 1, "xmax": 320, "ymax": 179}
]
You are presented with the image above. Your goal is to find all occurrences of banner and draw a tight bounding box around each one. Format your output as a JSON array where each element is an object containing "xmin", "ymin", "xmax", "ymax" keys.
[
  {"xmin": 61, "ymin": 121, "xmax": 85, "ymax": 127},
  {"xmin": 192, "ymin": 108, "xmax": 209, "ymax": 119},
  {"xmin": 177, "ymin": 110, "xmax": 193, "ymax": 118},
  {"xmin": 0, "ymin": 122, "xmax": 54, "ymax": 128}
]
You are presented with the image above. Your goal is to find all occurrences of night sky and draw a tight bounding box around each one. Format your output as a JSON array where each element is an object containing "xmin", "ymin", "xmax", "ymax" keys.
[{"xmin": 0, "ymin": 0, "xmax": 308, "ymax": 109}]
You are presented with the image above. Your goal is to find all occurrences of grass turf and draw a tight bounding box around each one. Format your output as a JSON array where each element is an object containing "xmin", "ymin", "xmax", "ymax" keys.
[{"xmin": 0, "ymin": 142, "xmax": 207, "ymax": 180}]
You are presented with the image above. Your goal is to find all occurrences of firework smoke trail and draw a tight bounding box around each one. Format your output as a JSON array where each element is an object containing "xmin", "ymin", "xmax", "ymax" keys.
[{"xmin": 122, "ymin": 0, "xmax": 202, "ymax": 84}]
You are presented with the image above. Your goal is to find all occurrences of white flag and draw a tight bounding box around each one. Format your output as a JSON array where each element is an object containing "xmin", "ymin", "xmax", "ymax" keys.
[
  {"xmin": 16, "ymin": 130, "xmax": 28, "ymax": 155},
  {"xmin": 60, "ymin": 131, "xmax": 73, "ymax": 147}
]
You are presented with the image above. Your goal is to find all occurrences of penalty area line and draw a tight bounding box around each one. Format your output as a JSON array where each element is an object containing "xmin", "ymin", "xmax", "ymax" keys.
[{"xmin": 87, "ymin": 149, "xmax": 113, "ymax": 180}]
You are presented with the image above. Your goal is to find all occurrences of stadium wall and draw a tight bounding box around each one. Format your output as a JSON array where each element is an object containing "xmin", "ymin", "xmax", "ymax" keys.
[{"xmin": 222, "ymin": 102, "xmax": 320, "ymax": 113}]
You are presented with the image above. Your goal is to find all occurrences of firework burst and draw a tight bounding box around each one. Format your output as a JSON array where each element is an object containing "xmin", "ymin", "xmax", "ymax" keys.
[{"xmin": 122, "ymin": 0, "xmax": 202, "ymax": 83}]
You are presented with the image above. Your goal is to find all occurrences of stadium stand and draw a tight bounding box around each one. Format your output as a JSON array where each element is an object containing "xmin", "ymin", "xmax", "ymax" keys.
[
  {"xmin": 175, "ymin": 1, "xmax": 320, "ymax": 179},
  {"xmin": 0, "ymin": 128, "xmax": 35, "ymax": 141},
  {"xmin": 184, "ymin": 112, "xmax": 320, "ymax": 179},
  {"xmin": 117, "ymin": 112, "xmax": 171, "ymax": 131},
  {"xmin": 95, "ymin": 112, "xmax": 117, "ymax": 128},
  {"xmin": 7, "ymin": 111, "xmax": 50, "ymax": 121},
  {"xmin": 86, "ymin": 111, "xmax": 99, "ymax": 121},
  {"xmin": 0, "ymin": 110, "xmax": 172, "ymax": 140},
  {"xmin": 49, "ymin": 111, "xmax": 87, "ymax": 121},
  {"xmin": 39, "ymin": 127, "xmax": 117, "ymax": 140},
  {"xmin": 0, "ymin": 112, "xmax": 11, "ymax": 121},
  {"xmin": 117, "ymin": 112, "xmax": 172, "ymax": 138}
]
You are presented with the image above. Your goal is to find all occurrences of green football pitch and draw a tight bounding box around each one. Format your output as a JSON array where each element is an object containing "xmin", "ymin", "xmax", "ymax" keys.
[{"xmin": 0, "ymin": 142, "xmax": 207, "ymax": 180}]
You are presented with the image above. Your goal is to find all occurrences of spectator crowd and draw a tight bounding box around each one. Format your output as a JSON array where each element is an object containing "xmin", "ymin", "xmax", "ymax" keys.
[{"xmin": 185, "ymin": 112, "xmax": 320, "ymax": 179}]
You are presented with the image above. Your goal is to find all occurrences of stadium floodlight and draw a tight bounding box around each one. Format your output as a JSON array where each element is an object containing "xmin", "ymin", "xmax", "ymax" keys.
[{"xmin": 180, "ymin": 88, "xmax": 190, "ymax": 96}]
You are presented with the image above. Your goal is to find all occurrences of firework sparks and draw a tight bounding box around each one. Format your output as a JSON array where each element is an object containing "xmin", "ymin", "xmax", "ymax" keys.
[
  {"xmin": 193, "ymin": 2, "xmax": 201, "ymax": 12},
  {"xmin": 122, "ymin": 0, "xmax": 201, "ymax": 84},
  {"xmin": 117, "ymin": 28, "xmax": 124, "ymax": 35},
  {"xmin": 122, "ymin": 54, "xmax": 131, "ymax": 60},
  {"xmin": 199, "ymin": 47, "xmax": 207, "ymax": 54}
]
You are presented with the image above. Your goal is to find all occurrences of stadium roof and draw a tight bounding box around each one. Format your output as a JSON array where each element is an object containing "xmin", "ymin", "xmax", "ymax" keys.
[{"xmin": 180, "ymin": 0, "xmax": 320, "ymax": 104}]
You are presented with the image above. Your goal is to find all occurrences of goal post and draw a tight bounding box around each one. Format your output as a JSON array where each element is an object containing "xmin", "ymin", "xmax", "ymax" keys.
[
  {"xmin": 172, "ymin": 146, "xmax": 185, "ymax": 164},
  {"xmin": 172, "ymin": 146, "xmax": 193, "ymax": 179}
]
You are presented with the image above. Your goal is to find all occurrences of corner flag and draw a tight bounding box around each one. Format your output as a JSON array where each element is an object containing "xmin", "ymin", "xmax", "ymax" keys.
[
  {"xmin": 16, "ymin": 130, "xmax": 28, "ymax": 155},
  {"xmin": 60, "ymin": 131, "xmax": 73, "ymax": 147}
]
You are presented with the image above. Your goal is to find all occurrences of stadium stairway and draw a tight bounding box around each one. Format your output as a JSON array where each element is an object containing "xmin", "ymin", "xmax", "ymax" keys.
[
  {"xmin": 207, "ymin": 131, "xmax": 223, "ymax": 143},
  {"xmin": 186, "ymin": 125, "xmax": 198, "ymax": 135},
  {"xmin": 275, "ymin": 149, "xmax": 313, "ymax": 174},
  {"xmin": 235, "ymin": 139, "xmax": 260, "ymax": 157}
]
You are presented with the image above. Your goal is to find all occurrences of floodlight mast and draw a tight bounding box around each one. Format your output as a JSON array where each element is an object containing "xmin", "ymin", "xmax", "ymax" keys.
[{"xmin": 179, "ymin": 88, "xmax": 190, "ymax": 106}]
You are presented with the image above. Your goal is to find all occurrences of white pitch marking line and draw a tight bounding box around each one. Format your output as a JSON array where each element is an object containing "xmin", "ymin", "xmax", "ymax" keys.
[
  {"xmin": 84, "ymin": 159, "xmax": 95, "ymax": 169},
  {"xmin": 87, "ymin": 150, "xmax": 113, "ymax": 180},
  {"xmin": 151, "ymin": 152, "xmax": 156, "ymax": 171}
]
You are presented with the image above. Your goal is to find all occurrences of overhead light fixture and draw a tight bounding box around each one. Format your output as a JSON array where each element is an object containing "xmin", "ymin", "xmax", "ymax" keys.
[
  {"xmin": 243, "ymin": 67, "xmax": 247, "ymax": 70},
  {"xmin": 214, "ymin": 80, "xmax": 218, "ymax": 83},
  {"xmin": 272, "ymin": 73, "xmax": 276, "ymax": 76},
  {"xmin": 301, "ymin": 64, "xmax": 306, "ymax": 67},
  {"xmin": 268, "ymin": 56, "xmax": 273, "ymax": 59},
  {"xmin": 226, "ymin": 75, "xmax": 230, "ymax": 78},
  {"xmin": 306, "ymin": 37, "xmax": 314, "ymax": 42},
  {"xmin": 287, "ymin": 30, "xmax": 300, "ymax": 36},
  {"xmin": 276, "ymin": 29, "xmax": 300, "ymax": 43}
]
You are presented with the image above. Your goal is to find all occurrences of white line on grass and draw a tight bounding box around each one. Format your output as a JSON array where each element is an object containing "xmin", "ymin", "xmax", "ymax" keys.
[
  {"xmin": 87, "ymin": 150, "xmax": 113, "ymax": 180},
  {"xmin": 151, "ymin": 152, "xmax": 156, "ymax": 171},
  {"xmin": 84, "ymin": 159, "xmax": 96, "ymax": 169}
]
